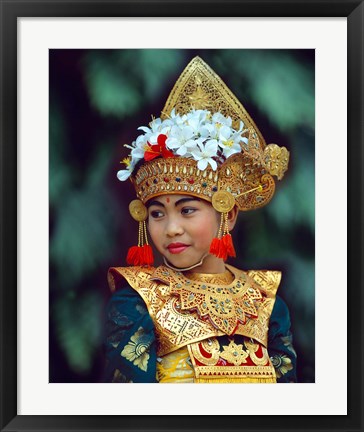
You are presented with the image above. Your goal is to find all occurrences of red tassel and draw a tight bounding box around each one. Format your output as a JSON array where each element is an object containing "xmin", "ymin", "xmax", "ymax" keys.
[
  {"xmin": 126, "ymin": 245, "xmax": 142, "ymax": 265},
  {"xmin": 209, "ymin": 237, "xmax": 221, "ymax": 256},
  {"xmin": 142, "ymin": 244, "xmax": 154, "ymax": 266},
  {"xmin": 222, "ymin": 233, "xmax": 236, "ymax": 258},
  {"xmin": 126, "ymin": 245, "xmax": 154, "ymax": 266},
  {"xmin": 209, "ymin": 237, "xmax": 227, "ymax": 260},
  {"xmin": 209, "ymin": 234, "xmax": 236, "ymax": 261}
]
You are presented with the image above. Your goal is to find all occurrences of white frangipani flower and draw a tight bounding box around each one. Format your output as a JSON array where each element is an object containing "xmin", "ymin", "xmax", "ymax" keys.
[
  {"xmin": 117, "ymin": 155, "xmax": 138, "ymax": 181},
  {"xmin": 166, "ymin": 125, "xmax": 195, "ymax": 156},
  {"xmin": 212, "ymin": 112, "xmax": 232, "ymax": 127},
  {"xmin": 190, "ymin": 139, "xmax": 218, "ymax": 171}
]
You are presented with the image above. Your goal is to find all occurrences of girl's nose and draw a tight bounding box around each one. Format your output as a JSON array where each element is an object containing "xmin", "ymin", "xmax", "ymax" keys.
[{"xmin": 165, "ymin": 219, "xmax": 184, "ymax": 237}]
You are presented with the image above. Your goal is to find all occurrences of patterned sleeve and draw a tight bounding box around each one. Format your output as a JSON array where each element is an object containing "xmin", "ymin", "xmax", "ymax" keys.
[
  {"xmin": 268, "ymin": 295, "xmax": 297, "ymax": 383},
  {"xmin": 103, "ymin": 281, "xmax": 158, "ymax": 383}
]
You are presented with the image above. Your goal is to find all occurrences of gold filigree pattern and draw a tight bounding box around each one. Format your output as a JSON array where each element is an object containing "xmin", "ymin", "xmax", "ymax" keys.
[{"xmin": 108, "ymin": 265, "xmax": 281, "ymax": 356}]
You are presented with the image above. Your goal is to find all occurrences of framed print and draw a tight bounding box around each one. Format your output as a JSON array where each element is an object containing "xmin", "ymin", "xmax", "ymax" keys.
[{"xmin": 1, "ymin": 1, "xmax": 363, "ymax": 431}]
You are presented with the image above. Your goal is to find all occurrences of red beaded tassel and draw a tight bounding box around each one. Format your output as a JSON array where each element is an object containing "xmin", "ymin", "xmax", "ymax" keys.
[
  {"xmin": 126, "ymin": 220, "xmax": 154, "ymax": 266},
  {"xmin": 209, "ymin": 212, "xmax": 236, "ymax": 261}
]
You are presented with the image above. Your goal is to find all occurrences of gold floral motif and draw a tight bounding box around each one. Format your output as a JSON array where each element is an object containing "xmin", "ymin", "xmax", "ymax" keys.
[
  {"xmin": 121, "ymin": 327, "xmax": 151, "ymax": 372},
  {"xmin": 220, "ymin": 340, "xmax": 249, "ymax": 366},
  {"xmin": 188, "ymin": 86, "xmax": 211, "ymax": 109},
  {"xmin": 270, "ymin": 354, "xmax": 293, "ymax": 378}
]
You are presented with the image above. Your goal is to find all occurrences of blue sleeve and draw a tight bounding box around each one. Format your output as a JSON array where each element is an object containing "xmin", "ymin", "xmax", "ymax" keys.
[
  {"xmin": 103, "ymin": 282, "xmax": 158, "ymax": 383},
  {"xmin": 268, "ymin": 296, "xmax": 297, "ymax": 383}
]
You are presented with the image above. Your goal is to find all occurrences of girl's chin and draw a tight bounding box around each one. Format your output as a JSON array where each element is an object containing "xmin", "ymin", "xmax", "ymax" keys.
[{"xmin": 164, "ymin": 253, "xmax": 201, "ymax": 269}]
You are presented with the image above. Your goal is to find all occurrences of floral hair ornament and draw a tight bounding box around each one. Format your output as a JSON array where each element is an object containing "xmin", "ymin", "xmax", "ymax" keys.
[{"xmin": 117, "ymin": 56, "xmax": 290, "ymax": 264}]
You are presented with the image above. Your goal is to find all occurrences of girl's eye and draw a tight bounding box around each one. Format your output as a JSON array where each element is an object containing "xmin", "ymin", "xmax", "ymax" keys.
[
  {"xmin": 150, "ymin": 210, "xmax": 164, "ymax": 218},
  {"xmin": 181, "ymin": 207, "xmax": 196, "ymax": 215}
]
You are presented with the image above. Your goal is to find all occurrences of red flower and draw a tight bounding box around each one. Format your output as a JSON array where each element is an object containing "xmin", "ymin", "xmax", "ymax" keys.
[{"xmin": 144, "ymin": 134, "xmax": 175, "ymax": 161}]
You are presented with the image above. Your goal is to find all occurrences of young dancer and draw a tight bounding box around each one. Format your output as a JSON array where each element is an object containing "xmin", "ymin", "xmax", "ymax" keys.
[{"xmin": 104, "ymin": 57, "xmax": 297, "ymax": 383}]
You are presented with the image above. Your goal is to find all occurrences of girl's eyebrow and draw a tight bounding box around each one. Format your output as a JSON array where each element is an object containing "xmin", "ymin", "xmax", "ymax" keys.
[
  {"xmin": 147, "ymin": 200, "xmax": 164, "ymax": 208},
  {"xmin": 147, "ymin": 197, "xmax": 200, "ymax": 208},
  {"xmin": 175, "ymin": 197, "xmax": 200, "ymax": 206}
]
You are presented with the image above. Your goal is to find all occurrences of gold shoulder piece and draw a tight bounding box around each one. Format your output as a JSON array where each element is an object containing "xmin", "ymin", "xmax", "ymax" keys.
[
  {"xmin": 247, "ymin": 270, "xmax": 282, "ymax": 297},
  {"xmin": 161, "ymin": 56, "xmax": 266, "ymax": 150},
  {"xmin": 107, "ymin": 266, "xmax": 155, "ymax": 292}
]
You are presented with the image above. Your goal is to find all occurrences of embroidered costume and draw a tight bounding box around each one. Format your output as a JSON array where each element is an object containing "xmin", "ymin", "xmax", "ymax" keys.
[
  {"xmin": 104, "ymin": 265, "xmax": 296, "ymax": 383},
  {"xmin": 104, "ymin": 57, "xmax": 297, "ymax": 383}
]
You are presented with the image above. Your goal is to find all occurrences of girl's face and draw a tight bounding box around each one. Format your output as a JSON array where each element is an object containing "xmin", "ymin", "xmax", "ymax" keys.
[{"xmin": 147, "ymin": 194, "xmax": 226, "ymax": 273}]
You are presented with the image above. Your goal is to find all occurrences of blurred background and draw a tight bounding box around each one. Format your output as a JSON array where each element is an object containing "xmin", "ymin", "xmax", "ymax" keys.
[{"xmin": 49, "ymin": 49, "xmax": 315, "ymax": 383}]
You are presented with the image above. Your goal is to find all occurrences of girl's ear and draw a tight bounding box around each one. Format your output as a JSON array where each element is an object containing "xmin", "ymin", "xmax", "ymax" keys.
[{"xmin": 227, "ymin": 206, "xmax": 239, "ymax": 231}]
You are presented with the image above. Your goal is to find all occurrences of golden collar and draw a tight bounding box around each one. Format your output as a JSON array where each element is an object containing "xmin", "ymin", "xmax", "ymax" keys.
[{"xmin": 150, "ymin": 265, "xmax": 264, "ymax": 335}]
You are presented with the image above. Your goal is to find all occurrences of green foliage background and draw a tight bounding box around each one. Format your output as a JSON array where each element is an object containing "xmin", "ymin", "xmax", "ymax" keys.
[{"xmin": 49, "ymin": 49, "xmax": 315, "ymax": 382}]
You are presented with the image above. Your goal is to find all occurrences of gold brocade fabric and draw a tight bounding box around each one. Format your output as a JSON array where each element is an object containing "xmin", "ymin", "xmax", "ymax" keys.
[{"xmin": 108, "ymin": 265, "xmax": 280, "ymax": 383}]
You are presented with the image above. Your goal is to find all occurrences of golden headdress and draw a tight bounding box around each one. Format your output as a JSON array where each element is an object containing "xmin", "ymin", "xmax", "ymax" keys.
[{"xmin": 117, "ymin": 56, "xmax": 289, "ymax": 265}]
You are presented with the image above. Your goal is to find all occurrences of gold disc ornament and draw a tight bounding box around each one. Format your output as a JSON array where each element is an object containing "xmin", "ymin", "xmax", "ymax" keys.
[
  {"xmin": 129, "ymin": 199, "xmax": 148, "ymax": 222},
  {"xmin": 212, "ymin": 191, "xmax": 235, "ymax": 213}
]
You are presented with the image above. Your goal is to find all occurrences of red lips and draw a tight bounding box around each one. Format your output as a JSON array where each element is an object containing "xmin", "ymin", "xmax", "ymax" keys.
[{"xmin": 167, "ymin": 242, "xmax": 189, "ymax": 254}]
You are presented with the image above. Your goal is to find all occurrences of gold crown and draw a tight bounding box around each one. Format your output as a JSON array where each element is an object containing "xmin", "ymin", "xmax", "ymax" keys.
[{"xmin": 128, "ymin": 56, "xmax": 289, "ymax": 211}]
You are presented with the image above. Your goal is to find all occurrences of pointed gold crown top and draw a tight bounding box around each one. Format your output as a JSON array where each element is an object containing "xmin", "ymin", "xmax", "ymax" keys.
[{"xmin": 161, "ymin": 56, "xmax": 266, "ymax": 150}]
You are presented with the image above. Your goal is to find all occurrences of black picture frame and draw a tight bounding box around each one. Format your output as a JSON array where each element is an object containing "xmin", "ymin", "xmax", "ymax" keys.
[{"xmin": 1, "ymin": 1, "xmax": 362, "ymax": 431}]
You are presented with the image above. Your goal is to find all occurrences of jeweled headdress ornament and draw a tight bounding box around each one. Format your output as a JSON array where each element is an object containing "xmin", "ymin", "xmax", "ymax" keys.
[{"xmin": 117, "ymin": 56, "xmax": 289, "ymax": 265}]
